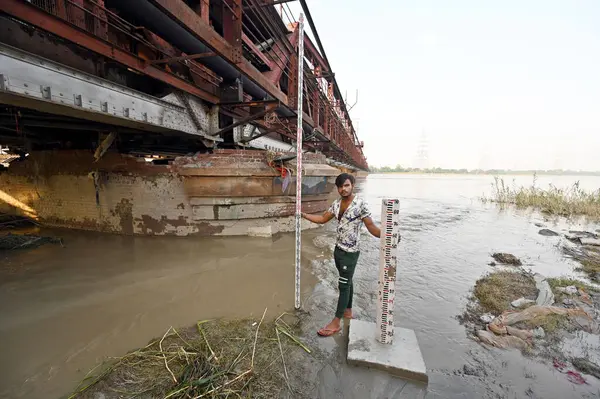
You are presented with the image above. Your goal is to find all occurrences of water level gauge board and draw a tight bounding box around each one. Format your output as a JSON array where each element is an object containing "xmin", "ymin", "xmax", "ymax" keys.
[{"xmin": 376, "ymin": 198, "xmax": 400, "ymax": 344}]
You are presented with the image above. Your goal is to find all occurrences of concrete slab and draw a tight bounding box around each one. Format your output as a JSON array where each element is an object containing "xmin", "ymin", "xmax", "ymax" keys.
[{"xmin": 347, "ymin": 319, "xmax": 428, "ymax": 384}]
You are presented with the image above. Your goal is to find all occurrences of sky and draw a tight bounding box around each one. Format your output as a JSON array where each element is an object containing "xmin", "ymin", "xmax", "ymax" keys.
[{"xmin": 287, "ymin": 0, "xmax": 600, "ymax": 171}]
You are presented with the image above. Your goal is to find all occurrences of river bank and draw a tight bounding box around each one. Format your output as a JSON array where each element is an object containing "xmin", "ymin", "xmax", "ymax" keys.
[{"xmin": 3, "ymin": 174, "xmax": 600, "ymax": 398}]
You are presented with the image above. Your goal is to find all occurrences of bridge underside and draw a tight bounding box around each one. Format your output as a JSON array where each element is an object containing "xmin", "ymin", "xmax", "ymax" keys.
[{"xmin": 0, "ymin": 0, "xmax": 368, "ymax": 170}]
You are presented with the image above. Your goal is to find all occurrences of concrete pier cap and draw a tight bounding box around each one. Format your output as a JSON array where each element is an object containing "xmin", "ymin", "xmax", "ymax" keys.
[{"xmin": 347, "ymin": 320, "xmax": 428, "ymax": 384}]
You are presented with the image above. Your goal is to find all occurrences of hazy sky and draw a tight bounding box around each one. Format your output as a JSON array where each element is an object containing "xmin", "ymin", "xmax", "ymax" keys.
[{"xmin": 288, "ymin": 0, "xmax": 600, "ymax": 170}]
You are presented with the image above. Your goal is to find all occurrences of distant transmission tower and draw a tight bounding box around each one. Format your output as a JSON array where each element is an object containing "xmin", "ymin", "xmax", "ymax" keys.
[{"xmin": 415, "ymin": 130, "xmax": 429, "ymax": 170}]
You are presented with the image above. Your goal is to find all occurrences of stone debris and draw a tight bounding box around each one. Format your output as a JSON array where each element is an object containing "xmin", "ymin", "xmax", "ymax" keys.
[
  {"xmin": 491, "ymin": 253, "xmax": 522, "ymax": 266},
  {"xmin": 568, "ymin": 230, "xmax": 598, "ymax": 239},
  {"xmin": 511, "ymin": 297, "xmax": 535, "ymax": 308},
  {"xmin": 532, "ymin": 327, "xmax": 545, "ymax": 338},
  {"xmin": 556, "ymin": 286, "xmax": 579, "ymax": 295},
  {"xmin": 538, "ymin": 229, "xmax": 559, "ymax": 237},
  {"xmin": 563, "ymin": 298, "xmax": 576, "ymax": 307},
  {"xmin": 572, "ymin": 358, "xmax": 600, "ymax": 380},
  {"xmin": 580, "ymin": 238, "xmax": 600, "ymax": 247}
]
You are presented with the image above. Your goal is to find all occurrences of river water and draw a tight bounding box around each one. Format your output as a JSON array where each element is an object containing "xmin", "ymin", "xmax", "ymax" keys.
[{"xmin": 2, "ymin": 173, "xmax": 600, "ymax": 398}]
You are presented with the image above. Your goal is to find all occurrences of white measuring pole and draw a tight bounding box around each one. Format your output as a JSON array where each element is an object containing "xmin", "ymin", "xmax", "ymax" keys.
[
  {"xmin": 377, "ymin": 199, "xmax": 400, "ymax": 343},
  {"xmin": 294, "ymin": 13, "xmax": 305, "ymax": 310}
]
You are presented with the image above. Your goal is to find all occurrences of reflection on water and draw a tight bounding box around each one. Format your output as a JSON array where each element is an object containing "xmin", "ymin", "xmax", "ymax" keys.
[{"xmin": 1, "ymin": 173, "xmax": 600, "ymax": 398}]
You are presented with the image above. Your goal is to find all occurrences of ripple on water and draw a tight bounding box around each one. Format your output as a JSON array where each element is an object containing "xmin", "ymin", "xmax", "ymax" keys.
[{"xmin": 304, "ymin": 175, "xmax": 600, "ymax": 398}]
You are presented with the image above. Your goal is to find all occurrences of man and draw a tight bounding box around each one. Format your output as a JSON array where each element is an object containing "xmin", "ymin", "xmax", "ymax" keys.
[{"xmin": 301, "ymin": 172, "xmax": 380, "ymax": 337}]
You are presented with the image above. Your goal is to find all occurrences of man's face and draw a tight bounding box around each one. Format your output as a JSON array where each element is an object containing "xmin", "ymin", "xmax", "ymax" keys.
[{"xmin": 337, "ymin": 179, "xmax": 353, "ymax": 198}]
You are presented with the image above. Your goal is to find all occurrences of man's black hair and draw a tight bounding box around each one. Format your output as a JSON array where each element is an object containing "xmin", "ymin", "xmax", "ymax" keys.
[{"xmin": 335, "ymin": 173, "xmax": 355, "ymax": 188}]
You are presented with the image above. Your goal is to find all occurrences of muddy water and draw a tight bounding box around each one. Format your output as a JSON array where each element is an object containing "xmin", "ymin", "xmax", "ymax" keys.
[
  {"xmin": 300, "ymin": 174, "xmax": 600, "ymax": 398},
  {"xmin": 0, "ymin": 230, "xmax": 319, "ymax": 399},
  {"xmin": 2, "ymin": 173, "xmax": 600, "ymax": 399}
]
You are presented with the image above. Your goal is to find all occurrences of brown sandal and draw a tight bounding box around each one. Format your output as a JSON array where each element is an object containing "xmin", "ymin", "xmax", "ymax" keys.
[{"xmin": 317, "ymin": 326, "xmax": 341, "ymax": 337}]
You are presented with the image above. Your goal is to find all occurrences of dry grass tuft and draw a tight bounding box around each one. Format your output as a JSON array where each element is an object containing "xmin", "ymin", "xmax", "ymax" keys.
[{"xmin": 69, "ymin": 311, "xmax": 311, "ymax": 399}]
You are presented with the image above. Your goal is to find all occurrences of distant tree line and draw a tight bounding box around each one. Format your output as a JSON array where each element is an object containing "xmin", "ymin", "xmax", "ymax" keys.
[{"xmin": 369, "ymin": 165, "xmax": 600, "ymax": 176}]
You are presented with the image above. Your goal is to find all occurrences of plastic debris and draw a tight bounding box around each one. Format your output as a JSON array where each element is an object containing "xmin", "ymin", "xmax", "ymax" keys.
[
  {"xmin": 480, "ymin": 313, "xmax": 495, "ymax": 323},
  {"xmin": 476, "ymin": 330, "xmax": 529, "ymax": 350},
  {"xmin": 578, "ymin": 288, "xmax": 593, "ymax": 305},
  {"xmin": 553, "ymin": 359, "xmax": 587, "ymax": 385},
  {"xmin": 479, "ymin": 306, "xmax": 590, "ymax": 350},
  {"xmin": 534, "ymin": 274, "xmax": 555, "ymax": 306}
]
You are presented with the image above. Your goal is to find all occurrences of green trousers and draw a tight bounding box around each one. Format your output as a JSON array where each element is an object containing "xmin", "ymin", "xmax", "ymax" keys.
[{"xmin": 333, "ymin": 246, "xmax": 360, "ymax": 319}]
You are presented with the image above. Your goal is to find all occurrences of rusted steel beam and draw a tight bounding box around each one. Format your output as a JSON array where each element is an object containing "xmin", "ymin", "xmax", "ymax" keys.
[
  {"xmin": 303, "ymin": 35, "xmax": 328, "ymax": 72},
  {"xmin": 150, "ymin": 0, "xmax": 287, "ymax": 104},
  {"xmin": 213, "ymin": 102, "xmax": 278, "ymax": 136},
  {"xmin": 149, "ymin": 52, "xmax": 216, "ymax": 64},
  {"xmin": 265, "ymin": 26, "xmax": 298, "ymax": 84},
  {"xmin": 222, "ymin": 0, "xmax": 242, "ymax": 63},
  {"xmin": 219, "ymin": 99, "xmax": 279, "ymax": 108},
  {"xmin": 1, "ymin": 0, "xmax": 220, "ymax": 104},
  {"xmin": 243, "ymin": 0, "xmax": 296, "ymax": 9},
  {"xmin": 242, "ymin": 33, "xmax": 273, "ymax": 69}
]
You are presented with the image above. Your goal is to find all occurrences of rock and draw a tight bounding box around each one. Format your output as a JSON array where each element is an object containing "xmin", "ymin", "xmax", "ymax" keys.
[
  {"xmin": 569, "ymin": 230, "xmax": 598, "ymax": 239},
  {"xmin": 593, "ymin": 273, "xmax": 600, "ymax": 282},
  {"xmin": 581, "ymin": 238, "xmax": 600, "ymax": 246},
  {"xmin": 532, "ymin": 327, "xmax": 545, "ymax": 338},
  {"xmin": 538, "ymin": 229, "xmax": 559, "ymax": 237},
  {"xmin": 563, "ymin": 298, "xmax": 576, "ymax": 307},
  {"xmin": 572, "ymin": 358, "xmax": 600, "ymax": 380},
  {"xmin": 511, "ymin": 297, "xmax": 535, "ymax": 308},
  {"xmin": 535, "ymin": 223, "xmax": 545, "ymax": 228},
  {"xmin": 492, "ymin": 253, "xmax": 522, "ymax": 266},
  {"xmin": 480, "ymin": 313, "xmax": 495, "ymax": 323},
  {"xmin": 556, "ymin": 286, "xmax": 578, "ymax": 295},
  {"xmin": 488, "ymin": 261, "xmax": 497, "ymax": 266}
]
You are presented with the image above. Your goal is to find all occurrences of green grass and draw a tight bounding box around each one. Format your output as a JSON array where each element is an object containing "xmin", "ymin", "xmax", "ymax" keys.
[
  {"xmin": 579, "ymin": 259, "xmax": 600, "ymax": 276},
  {"xmin": 519, "ymin": 314, "xmax": 569, "ymax": 334},
  {"xmin": 473, "ymin": 271, "xmax": 538, "ymax": 315},
  {"xmin": 547, "ymin": 277, "xmax": 596, "ymax": 292},
  {"xmin": 481, "ymin": 174, "xmax": 600, "ymax": 219}
]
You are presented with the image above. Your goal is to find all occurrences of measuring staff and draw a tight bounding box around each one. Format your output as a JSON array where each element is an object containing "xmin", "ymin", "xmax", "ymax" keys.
[{"xmin": 300, "ymin": 172, "xmax": 381, "ymax": 337}]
